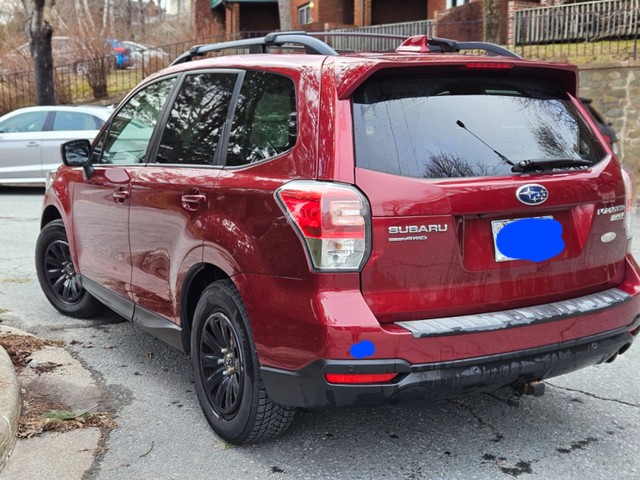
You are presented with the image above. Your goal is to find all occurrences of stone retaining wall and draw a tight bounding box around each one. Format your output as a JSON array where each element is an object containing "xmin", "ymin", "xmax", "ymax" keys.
[{"xmin": 579, "ymin": 63, "xmax": 640, "ymax": 179}]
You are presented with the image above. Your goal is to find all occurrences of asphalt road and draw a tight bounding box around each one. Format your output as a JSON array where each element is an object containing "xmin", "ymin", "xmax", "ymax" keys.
[{"xmin": 1, "ymin": 186, "xmax": 639, "ymax": 480}]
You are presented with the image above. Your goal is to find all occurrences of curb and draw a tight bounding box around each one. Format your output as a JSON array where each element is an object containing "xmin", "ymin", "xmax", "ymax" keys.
[{"xmin": 0, "ymin": 344, "xmax": 20, "ymax": 473}]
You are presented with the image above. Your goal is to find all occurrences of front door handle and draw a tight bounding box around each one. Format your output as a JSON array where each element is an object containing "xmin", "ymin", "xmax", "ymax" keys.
[
  {"xmin": 113, "ymin": 188, "xmax": 130, "ymax": 204},
  {"xmin": 181, "ymin": 194, "xmax": 207, "ymax": 211}
]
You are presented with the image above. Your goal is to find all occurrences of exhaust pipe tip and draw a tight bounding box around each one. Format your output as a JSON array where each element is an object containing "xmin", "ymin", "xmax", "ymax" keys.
[{"xmin": 618, "ymin": 342, "xmax": 632, "ymax": 356}]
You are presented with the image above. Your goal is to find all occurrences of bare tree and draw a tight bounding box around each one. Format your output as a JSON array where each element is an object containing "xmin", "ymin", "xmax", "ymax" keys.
[
  {"xmin": 22, "ymin": 0, "xmax": 55, "ymax": 104},
  {"xmin": 278, "ymin": 0, "xmax": 292, "ymax": 31}
]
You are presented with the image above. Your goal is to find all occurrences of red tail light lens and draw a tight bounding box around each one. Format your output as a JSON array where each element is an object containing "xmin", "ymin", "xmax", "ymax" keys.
[
  {"xmin": 325, "ymin": 373, "xmax": 397, "ymax": 384},
  {"xmin": 463, "ymin": 62, "xmax": 513, "ymax": 70},
  {"xmin": 276, "ymin": 181, "xmax": 371, "ymax": 271}
]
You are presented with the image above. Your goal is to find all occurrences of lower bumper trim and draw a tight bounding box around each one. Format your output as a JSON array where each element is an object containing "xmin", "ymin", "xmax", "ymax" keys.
[{"xmin": 261, "ymin": 320, "xmax": 638, "ymax": 408}]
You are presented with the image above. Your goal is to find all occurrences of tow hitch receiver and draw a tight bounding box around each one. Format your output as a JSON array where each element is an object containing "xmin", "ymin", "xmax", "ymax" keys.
[{"xmin": 521, "ymin": 380, "xmax": 545, "ymax": 397}]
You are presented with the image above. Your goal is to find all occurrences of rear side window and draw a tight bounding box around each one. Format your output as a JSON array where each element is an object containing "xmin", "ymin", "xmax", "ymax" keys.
[
  {"xmin": 353, "ymin": 71, "xmax": 605, "ymax": 179},
  {"xmin": 226, "ymin": 71, "xmax": 297, "ymax": 167},
  {"xmin": 157, "ymin": 72, "xmax": 237, "ymax": 166}
]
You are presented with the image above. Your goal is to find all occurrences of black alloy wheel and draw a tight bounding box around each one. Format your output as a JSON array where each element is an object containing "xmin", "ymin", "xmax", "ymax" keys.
[
  {"xmin": 199, "ymin": 310, "xmax": 245, "ymax": 419},
  {"xmin": 43, "ymin": 238, "xmax": 83, "ymax": 304},
  {"xmin": 35, "ymin": 219, "xmax": 103, "ymax": 318},
  {"xmin": 191, "ymin": 279, "xmax": 296, "ymax": 444}
]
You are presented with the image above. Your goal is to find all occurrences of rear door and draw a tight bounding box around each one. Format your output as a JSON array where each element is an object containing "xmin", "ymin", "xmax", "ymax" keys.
[
  {"xmin": 128, "ymin": 70, "xmax": 238, "ymax": 324},
  {"xmin": 351, "ymin": 66, "xmax": 628, "ymax": 323}
]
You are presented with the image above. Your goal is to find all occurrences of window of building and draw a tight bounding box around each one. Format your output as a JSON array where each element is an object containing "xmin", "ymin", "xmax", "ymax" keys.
[
  {"xmin": 298, "ymin": 3, "xmax": 312, "ymax": 25},
  {"xmin": 446, "ymin": 0, "xmax": 470, "ymax": 8}
]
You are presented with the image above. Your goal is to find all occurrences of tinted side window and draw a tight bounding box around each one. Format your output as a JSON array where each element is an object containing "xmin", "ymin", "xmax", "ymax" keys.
[
  {"xmin": 226, "ymin": 71, "xmax": 297, "ymax": 167},
  {"xmin": 52, "ymin": 111, "xmax": 99, "ymax": 131},
  {"xmin": 0, "ymin": 111, "xmax": 48, "ymax": 133},
  {"xmin": 157, "ymin": 73, "xmax": 236, "ymax": 166},
  {"xmin": 99, "ymin": 78, "xmax": 175, "ymax": 165}
]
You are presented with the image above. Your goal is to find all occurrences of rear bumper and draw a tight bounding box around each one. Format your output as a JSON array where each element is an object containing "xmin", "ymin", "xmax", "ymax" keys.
[{"xmin": 262, "ymin": 318, "xmax": 639, "ymax": 407}]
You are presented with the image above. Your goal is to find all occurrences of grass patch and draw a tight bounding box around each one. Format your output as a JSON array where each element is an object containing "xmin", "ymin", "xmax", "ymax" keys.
[
  {"xmin": 19, "ymin": 397, "xmax": 117, "ymax": 438},
  {"xmin": 510, "ymin": 39, "xmax": 639, "ymax": 64}
]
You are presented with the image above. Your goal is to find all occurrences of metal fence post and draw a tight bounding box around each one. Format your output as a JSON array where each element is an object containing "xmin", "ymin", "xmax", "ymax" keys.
[{"xmin": 634, "ymin": 0, "xmax": 638, "ymax": 60}]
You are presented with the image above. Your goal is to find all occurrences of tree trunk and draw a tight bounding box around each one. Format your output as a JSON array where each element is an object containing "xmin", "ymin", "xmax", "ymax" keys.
[
  {"xmin": 483, "ymin": 0, "xmax": 501, "ymax": 44},
  {"xmin": 22, "ymin": 0, "xmax": 55, "ymax": 105},
  {"xmin": 278, "ymin": 0, "xmax": 292, "ymax": 31}
]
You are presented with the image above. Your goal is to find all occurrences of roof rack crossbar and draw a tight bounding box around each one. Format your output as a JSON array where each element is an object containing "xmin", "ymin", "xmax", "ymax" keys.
[
  {"xmin": 170, "ymin": 31, "xmax": 521, "ymax": 66},
  {"xmin": 426, "ymin": 37, "xmax": 520, "ymax": 58},
  {"xmin": 170, "ymin": 32, "xmax": 338, "ymax": 66}
]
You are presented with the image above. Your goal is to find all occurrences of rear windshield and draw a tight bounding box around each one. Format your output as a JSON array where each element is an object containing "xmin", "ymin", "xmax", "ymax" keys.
[{"xmin": 352, "ymin": 70, "xmax": 605, "ymax": 179}]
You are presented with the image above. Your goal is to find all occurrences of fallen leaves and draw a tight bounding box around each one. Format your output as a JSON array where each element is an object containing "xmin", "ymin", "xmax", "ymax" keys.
[
  {"xmin": 0, "ymin": 333, "xmax": 64, "ymax": 370},
  {"xmin": 18, "ymin": 390, "xmax": 117, "ymax": 438}
]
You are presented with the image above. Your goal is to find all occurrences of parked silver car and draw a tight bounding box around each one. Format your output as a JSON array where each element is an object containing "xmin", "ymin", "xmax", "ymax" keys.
[{"xmin": 0, "ymin": 105, "xmax": 112, "ymax": 185}]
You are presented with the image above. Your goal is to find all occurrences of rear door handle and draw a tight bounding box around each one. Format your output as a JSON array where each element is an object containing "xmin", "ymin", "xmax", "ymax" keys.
[
  {"xmin": 181, "ymin": 194, "xmax": 207, "ymax": 211},
  {"xmin": 26, "ymin": 142, "xmax": 39, "ymax": 147}
]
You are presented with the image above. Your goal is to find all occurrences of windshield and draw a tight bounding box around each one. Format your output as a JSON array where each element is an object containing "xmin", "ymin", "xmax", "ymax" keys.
[{"xmin": 352, "ymin": 70, "xmax": 606, "ymax": 179}]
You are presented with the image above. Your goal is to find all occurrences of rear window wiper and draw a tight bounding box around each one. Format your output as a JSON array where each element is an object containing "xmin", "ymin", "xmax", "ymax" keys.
[{"xmin": 511, "ymin": 158, "xmax": 592, "ymax": 173}]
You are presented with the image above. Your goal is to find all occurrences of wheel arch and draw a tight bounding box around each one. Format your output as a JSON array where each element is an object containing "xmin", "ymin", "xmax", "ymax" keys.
[
  {"xmin": 40, "ymin": 205, "xmax": 62, "ymax": 230},
  {"xmin": 179, "ymin": 263, "xmax": 230, "ymax": 354}
]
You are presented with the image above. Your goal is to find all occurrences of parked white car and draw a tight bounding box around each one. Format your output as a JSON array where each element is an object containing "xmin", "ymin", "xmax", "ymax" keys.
[{"xmin": 0, "ymin": 105, "xmax": 112, "ymax": 185}]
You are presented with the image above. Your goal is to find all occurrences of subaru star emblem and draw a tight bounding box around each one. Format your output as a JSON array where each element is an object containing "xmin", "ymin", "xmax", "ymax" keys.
[{"xmin": 516, "ymin": 184, "xmax": 549, "ymax": 205}]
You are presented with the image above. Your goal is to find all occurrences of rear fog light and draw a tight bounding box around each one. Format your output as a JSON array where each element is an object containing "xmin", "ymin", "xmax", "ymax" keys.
[{"xmin": 325, "ymin": 373, "xmax": 397, "ymax": 384}]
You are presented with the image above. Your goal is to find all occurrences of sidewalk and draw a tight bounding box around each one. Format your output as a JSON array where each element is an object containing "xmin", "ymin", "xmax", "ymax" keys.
[{"xmin": 0, "ymin": 325, "xmax": 107, "ymax": 479}]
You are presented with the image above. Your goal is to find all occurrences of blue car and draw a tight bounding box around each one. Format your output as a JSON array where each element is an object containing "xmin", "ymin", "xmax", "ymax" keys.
[{"xmin": 106, "ymin": 40, "xmax": 131, "ymax": 69}]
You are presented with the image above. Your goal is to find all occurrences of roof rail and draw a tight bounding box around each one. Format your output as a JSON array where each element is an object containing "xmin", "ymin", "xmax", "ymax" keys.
[
  {"xmin": 423, "ymin": 37, "xmax": 521, "ymax": 58},
  {"xmin": 170, "ymin": 31, "xmax": 521, "ymax": 66},
  {"xmin": 171, "ymin": 32, "xmax": 339, "ymax": 66}
]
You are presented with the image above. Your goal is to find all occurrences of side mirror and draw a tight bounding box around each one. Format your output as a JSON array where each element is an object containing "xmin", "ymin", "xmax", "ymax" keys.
[{"xmin": 61, "ymin": 139, "xmax": 94, "ymax": 180}]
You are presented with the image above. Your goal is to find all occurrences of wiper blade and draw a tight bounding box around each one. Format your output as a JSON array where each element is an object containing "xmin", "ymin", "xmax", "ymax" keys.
[{"xmin": 511, "ymin": 158, "xmax": 592, "ymax": 173}]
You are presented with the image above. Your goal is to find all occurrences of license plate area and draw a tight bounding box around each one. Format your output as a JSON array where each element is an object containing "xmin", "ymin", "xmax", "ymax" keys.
[{"xmin": 491, "ymin": 216, "xmax": 553, "ymax": 262}]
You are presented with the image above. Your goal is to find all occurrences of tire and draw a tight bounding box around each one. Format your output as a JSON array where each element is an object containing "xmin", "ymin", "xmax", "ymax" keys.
[
  {"xmin": 35, "ymin": 219, "xmax": 103, "ymax": 318},
  {"xmin": 191, "ymin": 279, "xmax": 296, "ymax": 444}
]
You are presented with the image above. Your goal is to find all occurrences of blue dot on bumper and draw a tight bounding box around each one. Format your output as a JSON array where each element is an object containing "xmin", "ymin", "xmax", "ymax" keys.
[{"xmin": 350, "ymin": 340, "xmax": 375, "ymax": 359}]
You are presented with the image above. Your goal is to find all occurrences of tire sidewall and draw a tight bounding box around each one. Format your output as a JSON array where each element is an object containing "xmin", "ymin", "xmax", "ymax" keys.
[
  {"xmin": 35, "ymin": 220, "xmax": 100, "ymax": 318},
  {"xmin": 191, "ymin": 282, "xmax": 259, "ymax": 444}
]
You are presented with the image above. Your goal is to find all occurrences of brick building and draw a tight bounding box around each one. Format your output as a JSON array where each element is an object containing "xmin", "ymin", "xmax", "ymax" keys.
[{"xmin": 192, "ymin": 0, "xmax": 561, "ymax": 44}]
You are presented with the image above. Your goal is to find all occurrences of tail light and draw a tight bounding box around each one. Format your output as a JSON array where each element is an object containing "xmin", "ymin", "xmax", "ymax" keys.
[
  {"xmin": 276, "ymin": 181, "xmax": 371, "ymax": 271},
  {"xmin": 622, "ymin": 167, "xmax": 636, "ymax": 248},
  {"xmin": 325, "ymin": 373, "xmax": 397, "ymax": 384}
]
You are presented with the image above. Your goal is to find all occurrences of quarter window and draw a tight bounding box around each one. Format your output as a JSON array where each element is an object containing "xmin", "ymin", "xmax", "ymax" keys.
[
  {"xmin": 226, "ymin": 71, "xmax": 297, "ymax": 167},
  {"xmin": 99, "ymin": 78, "xmax": 175, "ymax": 165},
  {"xmin": 52, "ymin": 111, "xmax": 103, "ymax": 131},
  {"xmin": 156, "ymin": 73, "xmax": 237, "ymax": 166}
]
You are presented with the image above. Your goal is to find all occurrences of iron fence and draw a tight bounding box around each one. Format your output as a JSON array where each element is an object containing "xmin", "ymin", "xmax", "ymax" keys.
[
  {"xmin": 2, "ymin": 10, "xmax": 640, "ymax": 116},
  {"xmin": 0, "ymin": 31, "xmax": 269, "ymax": 116},
  {"xmin": 514, "ymin": 0, "xmax": 639, "ymax": 59}
]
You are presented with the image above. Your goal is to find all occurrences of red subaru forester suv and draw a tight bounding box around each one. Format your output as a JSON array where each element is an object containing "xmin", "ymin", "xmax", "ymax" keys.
[{"xmin": 36, "ymin": 32, "xmax": 640, "ymax": 444}]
